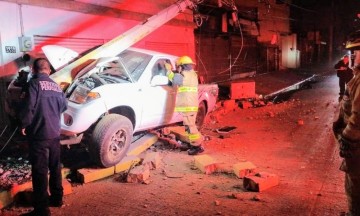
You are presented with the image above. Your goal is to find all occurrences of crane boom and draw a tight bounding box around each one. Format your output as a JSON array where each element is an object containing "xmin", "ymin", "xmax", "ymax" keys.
[{"xmin": 50, "ymin": 0, "xmax": 196, "ymax": 85}]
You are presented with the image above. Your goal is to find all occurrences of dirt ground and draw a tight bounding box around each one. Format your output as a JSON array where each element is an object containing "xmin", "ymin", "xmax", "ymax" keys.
[{"xmin": 1, "ymin": 70, "xmax": 349, "ymax": 216}]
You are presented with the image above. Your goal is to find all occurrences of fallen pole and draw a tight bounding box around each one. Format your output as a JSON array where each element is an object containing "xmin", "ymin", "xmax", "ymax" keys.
[{"xmin": 264, "ymin": 75, "xmax": 316, "ymax": 100}]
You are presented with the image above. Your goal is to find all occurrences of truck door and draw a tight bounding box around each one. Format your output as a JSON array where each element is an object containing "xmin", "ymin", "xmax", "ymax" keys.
[{"xmin": 138, "ymin": 58, "xmax": 177, "ymax": 129}]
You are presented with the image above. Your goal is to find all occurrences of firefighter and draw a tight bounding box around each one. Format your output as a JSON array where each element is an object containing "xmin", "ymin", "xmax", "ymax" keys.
[
  {"xmin": 19, "ymin": 58, "xmax": 67, "ymax": 216},
  {"xmin": 333, "ymin": 64, "xmax": 360, "ymax": 215},
  {"xmin": 165, "ymin": 56, "xmax": 204, "ymax": 155},
  {"xmin": 334, "ymin": 55, "xmax": 354, "ymax": 101}
]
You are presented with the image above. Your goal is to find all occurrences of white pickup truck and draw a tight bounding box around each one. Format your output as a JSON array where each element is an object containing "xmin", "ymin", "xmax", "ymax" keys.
[
  {"xmin": 41, "ymin": 47, "xmax": 218, "ymax": 167},
  {"xmin": 6, "ymin": 47, "xmax": 218, "ymax": 167}
]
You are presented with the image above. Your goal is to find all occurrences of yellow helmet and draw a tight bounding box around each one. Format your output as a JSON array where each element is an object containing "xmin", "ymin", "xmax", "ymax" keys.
[{"xmin": 176, "ymin": 56, "xmax": 195, "ymax": 66}]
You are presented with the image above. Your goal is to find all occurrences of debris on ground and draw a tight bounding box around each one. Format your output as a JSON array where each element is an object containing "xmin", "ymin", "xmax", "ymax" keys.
[
  {"xmin": 0, "ymin": 157, "xmax": 31, "ymax": 191},
  {"xmin": 126, "ymin": 164, "xmax": 150, "ymax": 184},
  {"xmin": 216, "ymin": 126, "xmax": 237, "ymax": 134}
]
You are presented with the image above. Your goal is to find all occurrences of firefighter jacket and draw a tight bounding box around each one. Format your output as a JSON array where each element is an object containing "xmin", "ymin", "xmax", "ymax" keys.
[
  {"xmin": 333, "ymin": 68, "xmax": 360, "ymax": 174},
  {"xmin": 19, "ymin": 73, "xmax": 67, "ymax": 140},
  {"xmin": 169, "ymin": 69, "xmax": 199, "ymax": 112}
]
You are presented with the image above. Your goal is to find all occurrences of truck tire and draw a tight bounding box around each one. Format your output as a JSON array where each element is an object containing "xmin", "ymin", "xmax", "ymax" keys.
[
  {"xmin": 90, "ymin": 114, "xmax": 133, "ymax": 167},
  {"xmin": 196, "ymin": 101, "xmax": 206, "ymax": 129}
]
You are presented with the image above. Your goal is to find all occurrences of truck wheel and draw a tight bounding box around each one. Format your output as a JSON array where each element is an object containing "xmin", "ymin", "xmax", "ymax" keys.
[
  {"xmin": 90, "ymin": 114, "xmax": 133, "ymax": 167},
  {"xmin": 196, "ymin": 101, "xmax": 206, "ymax": 129}
]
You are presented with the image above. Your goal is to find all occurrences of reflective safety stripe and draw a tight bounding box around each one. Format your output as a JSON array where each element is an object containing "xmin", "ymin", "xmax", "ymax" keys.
[
  {"xmin": 175, "ymin": 107, "xmax": 198, "ymax": 112},
  {"xmin": 167, "ymin": 72, "xmax": 175, "ymax": 81},
  {"xmin": 178, "ymin": 86, "xmax": 198, "ymax": 93},
  {"xmin": 189, "ymin": 133, "xmax": 201, "ymax": 141}
]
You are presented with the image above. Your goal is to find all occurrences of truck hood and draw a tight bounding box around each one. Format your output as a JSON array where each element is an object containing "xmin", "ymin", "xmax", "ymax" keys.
[{"xmin": 42, "ymin": 45, "xmax": 79, "ymax": 70}]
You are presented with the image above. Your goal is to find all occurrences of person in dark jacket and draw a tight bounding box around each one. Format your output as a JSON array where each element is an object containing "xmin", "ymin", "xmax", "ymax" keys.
[
  {"xmin": 20, "ymin": 58, "xmax": 67, "ymax": 216},
  {"xmin": 334, "ymin": 55, "xmax": 354, "ymax": 101}
]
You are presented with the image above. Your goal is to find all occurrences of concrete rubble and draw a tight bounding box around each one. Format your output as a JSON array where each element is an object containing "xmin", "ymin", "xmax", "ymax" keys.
[{"xmin": 243, "ymin": 172, "xmax": 280, "ymax": 192}]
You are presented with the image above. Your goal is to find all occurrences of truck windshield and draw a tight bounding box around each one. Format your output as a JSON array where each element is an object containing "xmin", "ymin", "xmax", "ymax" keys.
[{"xmin": 117, "ymin": 50, "xmax": 152, "ymax": 82}]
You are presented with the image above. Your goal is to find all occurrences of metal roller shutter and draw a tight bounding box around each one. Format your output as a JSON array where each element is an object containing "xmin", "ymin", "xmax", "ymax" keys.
[{"xmin": 33, "ymin": 35, "xmax": 105, "ymax": 56}]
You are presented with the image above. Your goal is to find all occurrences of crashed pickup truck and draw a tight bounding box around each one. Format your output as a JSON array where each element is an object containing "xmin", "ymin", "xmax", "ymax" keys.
[{"xmin": 7, "ymin": 47, "xmax": 218, "ymax": 168}]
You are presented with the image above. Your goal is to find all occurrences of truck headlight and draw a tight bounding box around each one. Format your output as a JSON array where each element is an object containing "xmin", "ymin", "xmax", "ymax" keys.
[{"xmin": 69, "ymin": 85, "xmax": 100, "ymax": 104}]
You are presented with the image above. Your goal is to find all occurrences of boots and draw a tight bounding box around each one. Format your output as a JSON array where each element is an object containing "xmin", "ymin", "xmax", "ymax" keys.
[
  {"xmin": 188, "ymin": 145, "xmax": 204, "ymax": 155},
  {"xmin": 178, "ymin": 142, "xmax": 191, "ymax": 151}
]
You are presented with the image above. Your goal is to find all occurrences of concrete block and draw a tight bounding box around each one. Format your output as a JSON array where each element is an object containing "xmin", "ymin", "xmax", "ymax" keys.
[
  {"xmin": 114, "ymin": 156, "xmax": 141, "ymax": 174},
  {"xmin": 10, "ymin": 181, "xmax": 33, "ymax": 197},
  {"xmin": 0, "ymin": 181, "xmax": 33, "ymax": 209},
  {"xmin": 77, "ymin": 167, "xmax": 115, "ymax": 184},
  {"xmin": 230, "ymin": 80, "xmax": 256, "ymax": 99},
  {"xmin": 142, "ymin": 152, "xmax": 161, "ymax": 170},
  {"xmin": 243, "ymin": 172, "xmax": 279, "ymax": 192},
  {"xmin": 233, "ymin": 161, "xmax": 257, "ymax": 178},
  {"xmin": 0, "ymin": 178, "xmax": 73, "ymax": 209},
  {"xmin": 127, "ymin": 133, "xmax": 158, "ymax": 156},
  {"xmin": 62, "ymin": 179, "xmax": 72, "ymax": 195},
  {"xmin": 194, "ymin": 154, "xmax": 218, "ymax": 175},
  {"xmin": 126, "ymin": 165, "xmax": 150, "ymax": 183}
]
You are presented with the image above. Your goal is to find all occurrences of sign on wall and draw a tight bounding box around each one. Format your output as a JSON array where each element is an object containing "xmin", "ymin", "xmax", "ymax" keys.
[{"xmin": 5, "ymin": 46, "xmax": 16, "ymax": 53}]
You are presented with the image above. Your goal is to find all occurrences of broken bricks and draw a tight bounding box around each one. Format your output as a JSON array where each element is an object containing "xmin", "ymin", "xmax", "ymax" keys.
[
  {"xmin": 142, "ymin": 152, "xmax": 161, "ymax": 170},
  {"xmin": 243, "ymin": 172, "xmax": 279, "ymax": 192},
  {"xmin": 233, "ymin": 161, "xmax": 257, "ymax": 179},
  {"xmin": 193, "ymin": 154, "xmax": 218, "ymax": 175},
  {"xmin": 126, "ymin": 165, "xmax": 150, "ymax": 184}
]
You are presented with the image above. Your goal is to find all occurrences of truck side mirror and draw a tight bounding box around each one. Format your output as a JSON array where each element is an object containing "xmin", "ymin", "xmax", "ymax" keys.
[{"xmin": 151, "ymin": 75, "xmax": 169, "ymax": 86}]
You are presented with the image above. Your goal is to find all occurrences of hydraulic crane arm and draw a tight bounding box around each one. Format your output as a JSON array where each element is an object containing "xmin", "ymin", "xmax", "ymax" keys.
[{"xmin": 50, "ymin": 0, "xmax": 197, "ymax": 85}]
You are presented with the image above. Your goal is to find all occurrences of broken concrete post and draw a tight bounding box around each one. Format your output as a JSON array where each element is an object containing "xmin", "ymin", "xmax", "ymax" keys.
[
  {"xmin": 233, "ymin": 161, "xmax": 257, "ymax": 178},
  {"xmin": 243, "ymin": 172, "xmax": 279, "ymax": 192}
]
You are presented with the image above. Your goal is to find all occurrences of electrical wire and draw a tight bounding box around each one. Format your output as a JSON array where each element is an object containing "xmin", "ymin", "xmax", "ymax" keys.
[
  {"xmin": 217, "ymin": 8, "xmax": 244, "ymax": 76},
  {"xmin": 276, "ymin": 0, "xmax": 316, "ymax": 13},
  {"xmin": 0, "ymin": 127, "xmax": 18, "ymax": 155},
  {"xmin": 192, "ymin": 0, "xmax": 244, "ymax": 81}
]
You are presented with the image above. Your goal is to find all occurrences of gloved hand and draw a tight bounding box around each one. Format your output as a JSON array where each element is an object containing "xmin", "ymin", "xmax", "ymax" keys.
[
  {"xmin": 164, "ymin": 63, "xmax": 172, "ymax": 72},
  {"xmin": 339, "ymin": 136, "xmax": 353, "ymax": 158}
]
